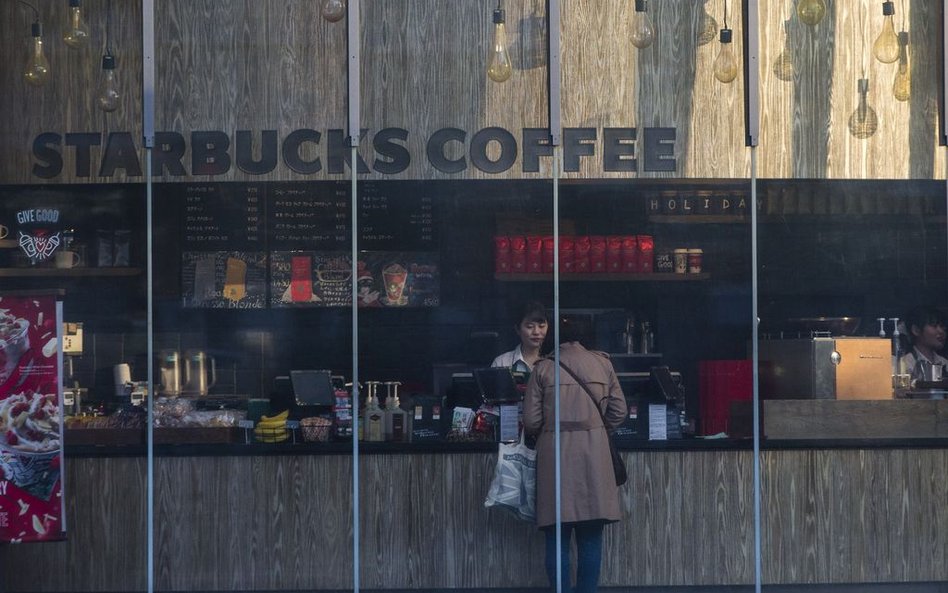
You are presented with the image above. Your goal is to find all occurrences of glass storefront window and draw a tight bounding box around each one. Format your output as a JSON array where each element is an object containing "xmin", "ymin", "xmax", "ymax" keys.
[{"xmin": 3, "ymin": 1, "xmax": 948, "ymax": 592}]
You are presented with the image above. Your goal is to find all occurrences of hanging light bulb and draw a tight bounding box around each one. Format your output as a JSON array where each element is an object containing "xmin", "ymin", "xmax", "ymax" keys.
[
  {"xmin": 772, "ymin": 19, "xmax": 794, "ymax": 81},
  {"xmin": 24, "ymin": 21, "xmax": 50, "ymax": 87},
  {"xmin": 63, "ymin": 0, "xmax": 90, "ymax": 49},
  {"xmin": 713, "ymin": 28, "xmax": 738, "ymax": 83},
  {"xmin": 697, "ymin": 1, "xmax": 718, "ymax": 46},
  {"xmin": 321, "ymin": 0, "xmax": 345, "ymax": 23},
  {"xmin": 796, "ymin": 0, "xmax": 826, "ymax": 27},
  {"xmin": 848, "ymin": 78, "xmax": 878, "ymax": 139},
  {"xmin": 892, "ymin": 31, "xmax": 911, "ymax": 102},
  {"xmin": 631, "ymin": 0, "xmax": 656, "ymax": 49},
  {"xmin": 96, "ymin": 53, "xmax": 120, "ymax": 112},
  {"xmin": 487, "ymin": 7, "xmax": 512, "ymax": 83},
  {"xmin": 872, "ymin": 2, "xmax": 899, "ymax": 63}
]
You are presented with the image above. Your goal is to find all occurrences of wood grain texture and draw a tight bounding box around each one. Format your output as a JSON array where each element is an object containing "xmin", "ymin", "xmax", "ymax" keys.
[
  {"xmin": 763, "ymin": 399, "xmax": 948, "ymax": 440},
  {"xmin": 761, "ymin": 449, "xmax": 948, "ymax": 584},
  {"xmin": 4, "ymin": 449, "xmax": 948, "ymax": 589},
  {"xmin": 0, "ymin": 457, "xmax": 148, "ymax": 591},
  {"xmin": 2, "ymin": 0, "xmax": 944, "ymax": 183}
]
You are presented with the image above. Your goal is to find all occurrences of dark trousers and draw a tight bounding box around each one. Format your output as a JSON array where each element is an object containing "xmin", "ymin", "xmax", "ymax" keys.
[{"xmin": 543, "ymin": 521, "xmax": 605, "ymax": 593}]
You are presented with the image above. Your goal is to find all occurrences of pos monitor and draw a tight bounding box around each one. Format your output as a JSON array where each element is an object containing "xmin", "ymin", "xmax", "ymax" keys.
[{"xmin": 473, "ymin": 367, "xmax": 521, "ymax": 403}]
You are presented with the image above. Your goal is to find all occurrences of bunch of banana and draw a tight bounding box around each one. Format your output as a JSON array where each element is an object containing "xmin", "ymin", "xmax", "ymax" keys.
[{"xmin": 254, "ymin": 410, "xmax": 289, "ymax": 443}]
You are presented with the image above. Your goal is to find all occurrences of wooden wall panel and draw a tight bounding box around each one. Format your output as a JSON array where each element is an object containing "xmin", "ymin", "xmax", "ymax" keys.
[
  {"xmin": 761, "ymin": 449, "xmax": 948, "ymax": 584},
  {"xmin": 758, "ymin": 0, "xmax": 946, "ymax": 180},
  {"xmin": 3, "ymin": 449, "xmax": 948, "ymax": 590},
  {"xmin": 0, "ymin": 0, "xmax": 144, "ymax": 185},
  {"xmin": 1, "ymin": 0, "xmax": 945, "ymax": 183},
  {"xmin": 0, "ymin": 457, "xmax": 147, "ymax": 592}
]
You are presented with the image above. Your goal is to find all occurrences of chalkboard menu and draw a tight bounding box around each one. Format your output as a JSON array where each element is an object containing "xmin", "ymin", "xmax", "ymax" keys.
[
  {"xmin": 181, "ymin": 183, "xmax": 264, "ymax": 250},
  {"xmin": 181, "ymin": 251, "xmax": 267, "ymax": 309},
  {"xmin": 271, "ymin": 251, "xmax": 440, "ymax": 308}
]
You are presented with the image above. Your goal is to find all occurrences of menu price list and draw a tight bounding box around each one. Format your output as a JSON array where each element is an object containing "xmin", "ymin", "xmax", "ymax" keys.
[
  {"xmin": 267, "ymin": 182, "xmax": 350, "ymax": 251},
  {"xmin": 358, "ymin": 182, "xmax": 437, "ymax": 251},
  {"xmin": 180, "ymin": 183, "xmax": 264, "ymax": 250}
]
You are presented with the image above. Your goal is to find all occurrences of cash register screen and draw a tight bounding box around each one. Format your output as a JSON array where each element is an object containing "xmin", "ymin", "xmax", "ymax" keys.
[
  {"xmin": 291, "ymin": 370, "xmax": 335, "ymax": 406},
  {"xmin": 474, "ymin": 367, "xmax": 520, "ymax": 402}
]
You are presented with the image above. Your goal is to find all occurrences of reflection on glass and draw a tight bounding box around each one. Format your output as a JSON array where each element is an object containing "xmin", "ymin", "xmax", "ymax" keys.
[{"xmin": 847, "ymin": 78, "xmax": 878, "ymax": 139}]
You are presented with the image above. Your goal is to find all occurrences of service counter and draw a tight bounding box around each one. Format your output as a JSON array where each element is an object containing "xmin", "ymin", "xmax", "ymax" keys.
[{"xmin": 3, "ymin": 435, "xmax": 948, "ymax": 591}]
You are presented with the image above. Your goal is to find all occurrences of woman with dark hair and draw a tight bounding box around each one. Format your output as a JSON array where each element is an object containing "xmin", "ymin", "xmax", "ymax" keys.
[
  {"xmin": 901, "ymin": 306, "xmax": 947, "ymax": 384},
  {"xmin": 522, "ymin": 317, "xmax": 627, "ymax": 593},
  {"xmin": 491, "ymin": 301, "xmax": 549, "ymax": 372}
]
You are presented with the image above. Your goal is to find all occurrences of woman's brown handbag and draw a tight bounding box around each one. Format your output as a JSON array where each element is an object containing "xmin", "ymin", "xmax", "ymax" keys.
[{"xmin": 557, "ymin": 361, "xmax": 628, "ymax": 487}]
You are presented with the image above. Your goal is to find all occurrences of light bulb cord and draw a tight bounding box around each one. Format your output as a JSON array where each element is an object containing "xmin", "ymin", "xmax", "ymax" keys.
[
  {"xmin": 15, "ymin": 0, "xmax": 39, "ymax": 21},
  {"xmin": 106, "ymin": 0, "xmax": 114, "ymax": 56},
  {"xmin": 722, "ymin": 0, "xmax": 728, "ymax": 30}
]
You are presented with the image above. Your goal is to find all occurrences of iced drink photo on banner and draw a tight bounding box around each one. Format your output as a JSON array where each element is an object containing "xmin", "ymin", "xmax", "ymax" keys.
[
  {"xmin": 382, "ymin": 263, "xmax": 408, "ymax": 306},
  {"xmin": 291, "ymin": 255, "xmax": 314, "ymax": 302},
  {"xmin": 223, "ymin": 256, "xmax": 247, "ymax": 302}
]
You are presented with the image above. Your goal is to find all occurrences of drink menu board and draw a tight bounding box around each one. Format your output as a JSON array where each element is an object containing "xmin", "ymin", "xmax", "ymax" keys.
[
  {"xmin": 267, "ymin": 182, "xmax": 349, "ymax": 251},
  {"xmin": 181, "ymin": 183, "xmax": 264, "ymax": 250},
  {"xmin": 358, "ymin": 182, "xmax": 436, "ymax": 250},
  {"xmin": 172, "ymin": 182, "xmax": 440, "ymax": 308}
]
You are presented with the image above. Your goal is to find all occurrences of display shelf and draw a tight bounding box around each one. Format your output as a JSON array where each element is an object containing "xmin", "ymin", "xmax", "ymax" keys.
[
  {"xmin": 0, "ymin": 240, "xmax": 17, "ymax": 249},
  {"xmin": 495, "ymin": 272, "xmax": 709, "ymax": 282},
  {"xmin": 0, "ymin": 267, "xmax": 142, "ymax": 277}
]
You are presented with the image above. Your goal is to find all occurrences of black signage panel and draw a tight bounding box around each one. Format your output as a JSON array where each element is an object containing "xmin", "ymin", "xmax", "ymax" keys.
[{"xmin": 181, "ymin": 183, "xmax": 264, "ymax": 250}]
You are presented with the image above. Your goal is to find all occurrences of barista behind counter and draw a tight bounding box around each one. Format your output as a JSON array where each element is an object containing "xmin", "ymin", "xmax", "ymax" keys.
[
  {"xmin": 900, "ymin": 306, "xmax": 948, "ymax": 384},
  {"xmin": 491, "ymin": 301, "xmax": 549, "ymax": 373}
]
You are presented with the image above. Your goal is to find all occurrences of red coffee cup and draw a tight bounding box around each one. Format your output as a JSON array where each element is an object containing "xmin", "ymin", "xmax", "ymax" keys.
[
  {"xmin": 494, "ymin": 236, "xmax": 511, "ymax": 274},
  {"xmin": 542, "ymin": 236, "xmax": 555, "ymax": 274},
  {"xmin": 606, "ymin": 236, "xmax": 623, "ymax": 273},
  {"xmin": 526, "ymin": 235, "xmax": 543, "ymax": 273},
  {"xmin": 574, "ymin": 236, "xmax": 591, "ymax": 273},
  {"xmin": 510, "ymin": 236, "xmax": 526, "ymax": 273},
  {"xmin": 589, "ymin": 236, "xmax": 606, "ymax": 273},
  {"xmin": 559, "ymin": 236, "xmax": 575, "ymax": 273},
  {"xmin": 620, "ymin": 235, "xmax": 638, "ymax": 273},
  {"xmin": 636, "ymin": 235, "xmax": 654, "ymax": 274}
]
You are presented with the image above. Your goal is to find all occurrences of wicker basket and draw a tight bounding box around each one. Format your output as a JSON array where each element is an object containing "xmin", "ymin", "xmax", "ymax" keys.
[{"xmin": 300, "ymin": 417, "xmax": 332, "ymax": 442}]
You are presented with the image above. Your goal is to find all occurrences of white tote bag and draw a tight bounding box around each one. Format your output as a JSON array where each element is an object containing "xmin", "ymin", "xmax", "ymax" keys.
[{"xmin": 484, "ymin": 433, "xmax": 537, "ymax": 522}]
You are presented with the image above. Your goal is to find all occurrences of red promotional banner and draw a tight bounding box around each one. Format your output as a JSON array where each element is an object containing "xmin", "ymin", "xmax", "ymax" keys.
[{"xmin": 0, "ymin": 293, "xmax": 65, "ymax": 543}]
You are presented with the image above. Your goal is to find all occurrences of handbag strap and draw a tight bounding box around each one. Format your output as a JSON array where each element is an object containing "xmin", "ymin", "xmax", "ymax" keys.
[{"xmin": 557, "ymin": 360, "xmax": 609, "ymax": 428}]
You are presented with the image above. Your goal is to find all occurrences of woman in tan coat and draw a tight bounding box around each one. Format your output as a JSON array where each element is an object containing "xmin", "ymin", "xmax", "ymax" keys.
[{"xmin": 523, "ymin": 323, "xmax": 627, "ymax": 593}]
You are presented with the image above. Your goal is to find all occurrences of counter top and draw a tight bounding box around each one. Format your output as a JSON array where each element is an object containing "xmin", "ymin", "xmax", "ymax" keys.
[{"xmin": 63, "ymin": 434, "xmax": 948, "ymax": 458}]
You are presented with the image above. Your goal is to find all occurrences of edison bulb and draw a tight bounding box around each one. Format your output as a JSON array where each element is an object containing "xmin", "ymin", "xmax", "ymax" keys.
[
  {"xmin": 321, "ymin": 0, "xmax": 345, "ymax": 23},
  {"xmin": 631, "ymin": 0, "xmax": 656, "ymax": 49},
  {"xmin": 24, "ymin": 23, "xmax": 50, "ymax": 87},
  {"xmin": 713, "ymin": 29, "xmax": 738, "ymax": 83},
  {"xmin": 487, "ymin": 9, "xmax": 512, "ymax": 83},
  {"xmin": 893, "ymin": 32, "xmax": 911, "ymax": 101},
  {"xmin": 63, "ymin": 0, "xmax": 90, "ymax": 49},
  {"xmin": 697, "ymin": 3, "xmax": 718, "ymax": 46},
  {"xmin": 796, "ymin": 0, "xmax": 826, "ymax": 27},
  {"xmin": 848, "ymin": 79, "xmax": 878, "ymax": 139},
  {"xmin": 772, "ymin": 20, "xmax": 794, "ymax": 81},
  {"xmin": 872, "ymin": 2, "xmax": 899, "ymax": 63},
  {"xmin": 97, "ymin": 54, "xmax": 120, "ymax": 112}
]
